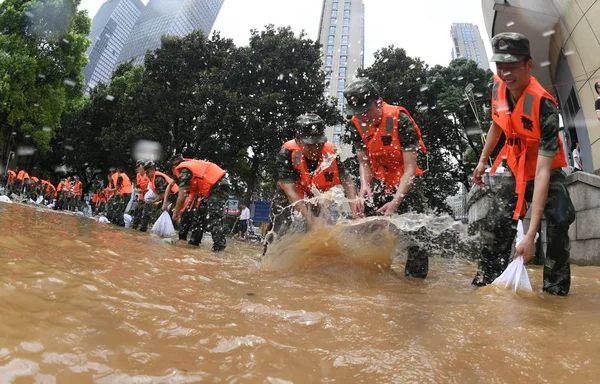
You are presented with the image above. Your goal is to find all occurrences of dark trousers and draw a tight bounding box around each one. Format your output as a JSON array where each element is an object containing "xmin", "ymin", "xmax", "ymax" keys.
[
  {"xmin": 473, "ymin": 169, "xmax": 575, "ymax": 295},
  {"xmin": 180, "ymin": 180, "xmax": 229, "ymax": 252},
  {"xmin": 364, "ymin": 180, "xmax": 429, "ymax": 278}
]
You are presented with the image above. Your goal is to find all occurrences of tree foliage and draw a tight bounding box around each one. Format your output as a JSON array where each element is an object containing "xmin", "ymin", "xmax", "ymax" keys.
[{"xmin": 0, "ymin": 0, "xmax": 90, "ymax": 160}]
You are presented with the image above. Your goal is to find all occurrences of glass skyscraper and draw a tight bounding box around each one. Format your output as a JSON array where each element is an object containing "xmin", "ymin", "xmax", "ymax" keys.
[
  {"xmin": 84, "ymin": 0, "xmax": 145, "ymax": 92},
  {"xmin": 450, "ymin": 23, "xmax": 490, "ymax": 70},
  {"xmin": 117, "ymin": 0, "xmax": 224, "ymax": 66},
  {"xmin": 317, "ymin": 0, "xmax": 365, "ymax": 159}
]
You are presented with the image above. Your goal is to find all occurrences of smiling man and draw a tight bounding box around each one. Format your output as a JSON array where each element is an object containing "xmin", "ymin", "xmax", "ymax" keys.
[{"xmin": 471, "ymin": 32, "xmax": 575, "ymax": 295}]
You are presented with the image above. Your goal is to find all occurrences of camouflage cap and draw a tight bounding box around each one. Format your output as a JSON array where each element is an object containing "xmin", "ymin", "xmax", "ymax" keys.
[
  {"xmin": 143, "ymin": 161, "xmax": 156, "ymax": 171},
  {"xmin": 295, "ymin": 113, "xmax": 327, "ymax": 145},
  {"xmin": 490, "ymin": 32, "xmax": 531, "ymax": 63},
  {"xmin": 343, "ymin": 77, "xmax": 380, "ymax": 115},
  {"xmin": 168, "ymin": 153, "xmax": 185, "ymax": 167}
]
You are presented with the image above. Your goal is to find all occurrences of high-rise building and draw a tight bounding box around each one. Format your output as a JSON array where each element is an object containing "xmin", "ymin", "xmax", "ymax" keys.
[
  {"xmin": 450, "ymin": 23, "xmax": 490, "ymax": 70},
  {"xmin": 84, "ymin": 0, "xmax": 145, "ymax": 92},
  {"xmin": 317, "ymin": 0, "xmax": 365, "ymax": 159},
  {"xmin": 117, "ymin": 0, "xmax": 224, "ymax": 66}
]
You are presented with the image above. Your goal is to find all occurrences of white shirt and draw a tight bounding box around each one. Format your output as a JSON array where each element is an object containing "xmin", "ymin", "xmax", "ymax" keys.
[
  {"xmin": 573, "ymin": 148, "xmax": 582, "ymax": 170},
  {"xmin": 240, "ymin": 207, "xmax": 250, "ymax": 220}
]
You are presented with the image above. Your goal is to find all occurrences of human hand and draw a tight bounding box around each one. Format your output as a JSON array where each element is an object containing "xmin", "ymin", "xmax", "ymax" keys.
[
  {"xmin": 515, "ymin": 233, "xmax": 535, "ymax": 263},
  {"xmin": 376, "ymin": 200, "xmax": 399, "ymax": 216},
  {"xmin": 472, "ymin": 161, "xmax": 487, "ymax": 186}
]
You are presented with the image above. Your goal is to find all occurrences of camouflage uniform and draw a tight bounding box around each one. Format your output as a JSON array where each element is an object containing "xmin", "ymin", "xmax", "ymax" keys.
[
  {"xmin": 472, "ymin": 95, "xmax": 575, "ymax": 295},
  {"xmin": 177, "ymin": 168, "xmax": 229, "ymax": 252},
  {"xmin": 139, "ymin": 173, "xmax": 174, "ymax": 232},
  {"xmin": 346, "ymin": 99, "xmax": 429, "ymax": 278}
]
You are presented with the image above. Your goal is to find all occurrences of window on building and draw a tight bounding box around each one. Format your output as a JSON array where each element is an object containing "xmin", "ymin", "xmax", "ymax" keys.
[
  {"xmin": 327, "ymin": 45, "xmax": 334, "ymax": 54},
  {"xmin": 337, "ymin": 91, "xmax": 344, "ymax": 99},
  {"xmin": 344, "ymin": 1, "xmax": 351, "ymax": 9},
  {"xmin": 328, "ymin": 35, "xmax": 335, "ymax": 44},
  {"xmin": 338, "ymin": 78, "xmax": 345, "ymax": 88},
  {"xmin": 329, "ymin": 26, "xmax": 336, "ymax": 34},
  {"xmin": 333, "ymin": 134, "xmax": 341, "ymax": 146},
  {"xmin": 331, "ymin": 9, "xmax": 337, "ymax": 17},
  {"xmin": 332, "ymin": 1, "xmax": 338, "ymax": 9},
  {"xmin": 341, "ymin": 45, "xmax": 348, "ymax": 54},
  {"xmin": 343, "ymin": 18, "xmax": 350, "ymax": 26},
  {"xmin": 344, "ymin": 10, "xmax": 350, "ymax": 17},
  {"xmin": 334, "ymin": 125, "xmax": 342, "ymax": 132},
  {"xmin": 566, "ymin": 86, "xmax": 581, "ymax": 117},
  {"xmin": 342, "ymin": 35, "xmax": 348, "ymax": 44},
  {"xmin": 342, "ymin": 26, "xmax": 349, "ymax": 34},
  {"xmin": 340, "ymin": 55, "xmax": 347, "ymax": 65},
  {"xmin": 330, "ymin": 17, "xmax": 337, "ymax": 24},
  {"xmin": 325, "ymin": 66, "xmax": 332, "ymax": 74},
  {"xmin": 338, "ymin": 67, "xmax": 346, "ymax": 77},
  {"xmin": 325, "ymin": 55, "xmax": 333, "ymax": 66}
]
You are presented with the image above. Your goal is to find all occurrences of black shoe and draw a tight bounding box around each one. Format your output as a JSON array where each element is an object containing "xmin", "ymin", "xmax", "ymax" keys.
[
  {"xmin": 188, "ymin": 240, "xmax": 200, "ymax": 246},
  {"xmin": 139, "ymin": 227, "xmax": 147, "ymax": 232}
]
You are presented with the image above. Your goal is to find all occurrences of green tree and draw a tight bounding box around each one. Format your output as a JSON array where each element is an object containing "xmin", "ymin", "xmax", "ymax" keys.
[{"xmin": 0, "ymin": 0, "xmax": 90, "ymax": 168}]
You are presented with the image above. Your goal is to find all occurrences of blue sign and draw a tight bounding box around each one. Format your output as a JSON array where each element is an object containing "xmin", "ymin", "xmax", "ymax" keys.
[{"xmin": 252, "ymin": 201, "xmax": 271, "ymax": 223}]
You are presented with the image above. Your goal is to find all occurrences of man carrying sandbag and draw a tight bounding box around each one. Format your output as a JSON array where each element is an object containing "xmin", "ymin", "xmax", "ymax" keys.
[
  {"xmin": 472, "ymin": 33, "xmax": 575, "ymax": 295},
  {"xmin": 140, "ymin": 162, "xmax": 179, "ymax": 232}
]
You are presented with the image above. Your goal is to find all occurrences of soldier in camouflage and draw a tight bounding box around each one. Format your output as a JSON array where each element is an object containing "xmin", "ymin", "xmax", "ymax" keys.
[{"xmin": 472, "ymin": 33, "xmax": 575, "ymax": 295}]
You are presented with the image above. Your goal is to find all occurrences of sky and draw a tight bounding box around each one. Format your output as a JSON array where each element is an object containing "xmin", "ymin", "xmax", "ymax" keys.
[{"xmin": 79, "ymin": 0, "xmax": 493, "ymax": 69}]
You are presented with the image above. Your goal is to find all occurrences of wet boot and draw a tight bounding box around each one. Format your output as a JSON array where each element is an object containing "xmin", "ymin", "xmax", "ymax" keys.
[{"xmin": 405, "ymin": 246, "xmax": 428, "ymax": 278}]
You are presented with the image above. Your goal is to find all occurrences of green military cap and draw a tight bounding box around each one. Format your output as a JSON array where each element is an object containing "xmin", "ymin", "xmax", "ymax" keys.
[
  {"xmin": 168, "ymin": 153, "xmax": 185, "ymax": 167},
  {"xmin": 295, "ymin": 113, "xmax": 327, "ymax": 145},
  {"xmin": 143, "ymin": 161, "xmax": 156, "ymax": 171},
  {"xmin": 490, "ymin": 32, "xmax": 531, "ymax": 63},
  {"xmin": 343, "ymin": 77, "xmax": 380, "ymax": 115}
]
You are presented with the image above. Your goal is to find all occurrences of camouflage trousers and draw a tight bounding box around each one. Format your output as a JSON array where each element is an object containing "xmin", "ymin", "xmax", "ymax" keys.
[
  {"xmin": 179, "ymin": 179, "xmax": 229, "ymax": 252},
  {"xmin": 472, "ymin": 169, "xmax": 575, "ymax": 295},
  {"xmin": 363, "ymin": 179, "xmax": 429, "ymax": 278}
]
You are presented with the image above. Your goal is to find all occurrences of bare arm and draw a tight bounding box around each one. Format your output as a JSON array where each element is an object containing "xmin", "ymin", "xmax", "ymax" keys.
[
  {"xmin": 162, "ymin": 180, "xmax": 176, "ymax": 208},
  {"xmin": 473, "ymin": 121, "xmax": 503, "ymax": 185},
  {"xmin": 172, "ymin": 188, "xmax": 187, "ymax": 218},
  {"xmin": 392, "ymin": 151, "xmax": 417, "ymax": 205},
  {"xmin": 357, "ymin": 149, "xmax": 372, "ymax": 190},
  {"xmin": 281, "ymin": 182, "xmax": 313, "ymax": 223}
]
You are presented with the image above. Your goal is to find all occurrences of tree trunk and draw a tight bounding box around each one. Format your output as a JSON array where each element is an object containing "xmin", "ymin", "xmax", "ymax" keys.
[{"xmin": 243, "ymin": 155, "xmax": 261, "ymax": 203}]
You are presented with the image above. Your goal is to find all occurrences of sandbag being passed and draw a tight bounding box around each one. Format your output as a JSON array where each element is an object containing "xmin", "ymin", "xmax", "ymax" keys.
[
  {"xmin": 151, "ymin": 211, "xmax": 176, "ymax": 238},
  {"xmin": 492, "ymin": 220, "xmax": 534, "ymax": 292}
]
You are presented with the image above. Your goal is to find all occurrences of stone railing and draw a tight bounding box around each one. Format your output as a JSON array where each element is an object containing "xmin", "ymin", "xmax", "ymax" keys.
[{"xmin": 467, "ymin": 170, "xmax": 600, "ymax": 266}]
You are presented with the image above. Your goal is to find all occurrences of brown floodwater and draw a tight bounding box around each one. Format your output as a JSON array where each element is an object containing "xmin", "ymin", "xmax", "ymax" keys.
[{"xmin": 0, "ymin": 201, "xmax": 599, "ymax": 383}]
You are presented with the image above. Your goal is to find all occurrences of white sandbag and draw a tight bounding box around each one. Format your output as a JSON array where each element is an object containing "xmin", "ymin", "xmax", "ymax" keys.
[
  {"xmin": 492, "ymin": 220, "xmax": 534, "ymax": 292},
  {"xmin": 145, "ymin": 188, "xmax": 158, "ymax": 201},
  {"xmin": 35, "ymin": 196, "xmax": 44, "ymax": 204},
  {"xmin": 98, "ymin": 216, "xmax": 110, "ymax": 224},
  {"xmin": 124, "ymin": 213, "xmax": 133, "ymax": 228},
  {"xmin": 151, "ymin": 211, "xmax": 176, "ymax": 237},
  {"xmin": 0, "ymin": 195, "xmax": 12, "ymax": 203}
]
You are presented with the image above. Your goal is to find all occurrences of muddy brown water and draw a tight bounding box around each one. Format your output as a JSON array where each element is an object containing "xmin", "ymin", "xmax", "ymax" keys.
[{"xmin": 0, "ymin": 202, "xmax": 599, "ymax": 383}]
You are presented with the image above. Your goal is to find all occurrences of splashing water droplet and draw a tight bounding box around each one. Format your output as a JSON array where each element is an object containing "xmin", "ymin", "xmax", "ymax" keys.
[
  {"xmin": 543, "ymin": 30, "xmax": 555, "ymax": 37},
  {"xmin": 420, "ymin": 85, "xmax": 429, "ymax": 92},
  {"xmin": 42, "ymin": 126, "xmax": 52, "ymax": 132},
  {"xmin": 37, "ymin": 74, "xmax": 46, "ymax": 79},
  {"xmin": 564, "ymin": 50, "xmax": 574, "ymax": 56},
  {"xmin": 409, "ymin": 64, "xmax": 416, "ymax": 70},
  {"xmin": 457, "ymin": 76, "xmax": 464, "ymax": 80},
  {"xmin": 64, "ymin": 145, "xmax": 74, "ymax": 151},
  {"xmin": 383, "ymin": 58, "xmax": 389, "ymax": 63},
  {"xmin": 106, "ymin": 95, "xmax": 114, "ymax": 101},
  {"xmin": 506, "ymin": 21, "xmax": 515, "ymax": 27},
  {"xmin": 17, "ymin": 146, "xmax": 36, "ymax": 156},
  {"xmin": 540, "ymin": 61, "xmax": 551, "ymax": 67},
  {"xmin": 63, "ymin": 79, "xmax": 76, "ymax": 87}
]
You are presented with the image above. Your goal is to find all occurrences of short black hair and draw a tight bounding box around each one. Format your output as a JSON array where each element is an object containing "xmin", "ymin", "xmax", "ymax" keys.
[{"xmin": 595, "ymin": 81, "xmax": 600, "ymax": 95}]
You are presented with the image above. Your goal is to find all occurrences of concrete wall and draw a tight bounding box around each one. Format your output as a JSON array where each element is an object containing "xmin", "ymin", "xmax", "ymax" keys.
[{"xmin": 468, "ymin": 171, "xmax": 600, "ymax": 265}]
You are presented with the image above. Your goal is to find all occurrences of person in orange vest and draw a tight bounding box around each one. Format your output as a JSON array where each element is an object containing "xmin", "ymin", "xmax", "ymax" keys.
[
  {"xmin": 41, "ymin": 179, "xmax": 56, "ymax": 205},
  {"xmin": 344, "ymin": 77, "xmax": 429, "ymax": 278},
  {"xmin": 167, "ymin": 154, "xmax": 230, "ymax": 251},
  {"xmin": 55, "ymin": 178, "xmax": 68, "ymax": 210},
  {"xmin": 132, "ymin": 160, "xmax": 150, "ymax": 230},
  {"xmin": 265, "ymin": 114, "xmax": 359, "ymax": 253},
  {"xmin": 141, "ymin": 162, "xmax": 179, "ymax": 232},
  {"xmin": 472, "ymin": 33, "xmax": 575, "ymax": 295},
  {"xmin": 71, "ymin": 176, "xmax": 83, "ymax": 210},
  {"xmin": 111, "ymin": 167, "xmax": 132, "ymax": 226},
  {"xmin": 5, "ymin": 169, "xmax": 16, "ymax": 194},
  {"xmin": 105, "ymin": 169, "xmax": 120, "ymax": 223},
  {"xmin": 15, "ymin": 168, "xmax": 28, "ymax": 196}
]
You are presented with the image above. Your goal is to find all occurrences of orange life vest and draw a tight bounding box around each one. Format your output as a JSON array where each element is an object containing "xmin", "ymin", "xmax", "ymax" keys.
[
  {"xmin": 16, "ymin": 170, "xmax": 26, "ymax": 181},
  {"xmin": 174, "ymin": 160, "xmax": 225, "ymax": 211},
  {"xmin": 351, "ymin": 102, "xmax": 426, "ymax": 191},
  {"xmin": 73, "ymin": 180, "xmax": 82, "ymax": 196},
  {"xmin": 136, "ymin": 173, "xmax": 150, "ymax": 201},
  {"xmin": 118, "ymin": 172, "xmax": 132, "ymax": 195},
  {"xmin": 7, "ymin": 170, "xmax": 16, "ymax": 184},
  {"xmin": 490, "ymin": 75, "xmax": 567, "ymax": 220},
  {"xmin": 174, "ymin": 160, "xmax": 226, "ymax": 198},
  {"xmin": 150, "ymin": 171, "xmax": 179, "ymax": 196},
  {"xmin": 41, "ymin": 180, "xmax": 55, "ymax": 195},
  {"xmin": 30, "ymin": 176, "xmax": 39, "ymax": 184},
  {"xmin": 278, "ymin": 140, "xmax": 342, "ymax": 199}
]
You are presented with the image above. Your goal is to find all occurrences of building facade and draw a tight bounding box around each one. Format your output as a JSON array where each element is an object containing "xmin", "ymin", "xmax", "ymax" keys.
[
  {"xmin": 83, "ymin": 0, "xmax": 145, "ymax": 92},
  {"xmin": 482, "ymin": 0, "xmax": 600, "ymax": 174},
  {"xmin": 117, "ymin": 0, "xmax": 224, "ymax": 66},
  {"xmin": 317, "ymin": 0, "xmax": 365, "ymax": 159},
  {"xmin": 450, "ymin": 22, "xmax": 490, "ymax": 70}
]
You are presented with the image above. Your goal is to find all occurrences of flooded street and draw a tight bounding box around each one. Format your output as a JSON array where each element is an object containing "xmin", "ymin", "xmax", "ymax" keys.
[{"xmin": 1, "ymin": 202, "xmax": 599, "ymax": 383}]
